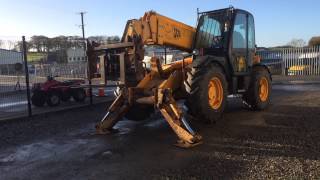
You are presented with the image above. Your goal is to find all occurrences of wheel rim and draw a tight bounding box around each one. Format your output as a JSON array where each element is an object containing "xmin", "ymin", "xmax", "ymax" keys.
[
  {"xmin": 259, "ymin": 77, "xmax": 269, "ymax": 102},
  {"xmin": 208, "ymin": 77, "xmax": 223, "ymax": 110},
  {"xmin": 51, "ymin": 95, "xmax": 59, "ymax": 104}
]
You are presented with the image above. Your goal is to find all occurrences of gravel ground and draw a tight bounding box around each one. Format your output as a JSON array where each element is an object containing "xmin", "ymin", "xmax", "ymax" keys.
[{"xmin": 0, "ymin": 84, "xmax": 320, "ymax": 180}]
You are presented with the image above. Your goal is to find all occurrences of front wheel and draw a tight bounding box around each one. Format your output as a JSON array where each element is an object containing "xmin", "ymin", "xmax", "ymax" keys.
[
  {"xmin": 243, "ymin": 66, "xmax": 271, "ymax": 110},
  {"xmin": 185, "ymin": 63, "xmax": 228, "ymax": 123}
]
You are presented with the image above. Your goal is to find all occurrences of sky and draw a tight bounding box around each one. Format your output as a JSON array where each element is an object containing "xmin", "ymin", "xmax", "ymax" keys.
[{"xmin": 0, "ymin": 0, "xmax": 319, "ymax": 47}]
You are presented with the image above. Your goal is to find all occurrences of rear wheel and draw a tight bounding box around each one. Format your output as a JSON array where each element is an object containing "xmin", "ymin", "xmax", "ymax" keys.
[
  {"xmin": 31, "ymin": 91, "xmax": 46, "ymax": 107},
  {"xmin": 243, "ymin": 66, "xmax": 271, "ymax": 110},
  {"xmin": 46, "ymin": 91, "xmax": 61, "ymax": 107},
  {"xmin": 185, "ymin": 63, "xmax": 228, "ymax": 123},
  {"xmin": 72, "ymin": 88, "xmax": 86, "ymax": 102}
]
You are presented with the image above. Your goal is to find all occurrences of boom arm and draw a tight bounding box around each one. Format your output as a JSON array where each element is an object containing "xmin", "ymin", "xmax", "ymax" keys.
[
  {"xmin": 87, "ymin": 11, "xmax": 196, "ymax": 84},
  {"xmin": 122, "ymin": 11, "xmax": 196, "ymax": 52}
]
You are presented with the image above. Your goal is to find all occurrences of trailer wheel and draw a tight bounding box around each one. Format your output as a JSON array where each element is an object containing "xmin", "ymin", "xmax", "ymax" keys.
[
  {"xmin": 125, "ymin": 105, "xmax": 154, "ymax": 121},
  {"xmin": 31, "ymin": 91, "xmax": 46, "ymax": 107},
  {"xmin": 72, "ymin": 88, "xmax": 86, "ymax": 102},
  {"xmin": 185, "ymin": 63, "xmax": 228, "ymax": 123},
  {"xmin": 243, "ymin": 66, "xmax": 271, "ymax": 110},
  {"xmin": 46, "ymin": 91, "xmax": 61, "ymax": 107}
]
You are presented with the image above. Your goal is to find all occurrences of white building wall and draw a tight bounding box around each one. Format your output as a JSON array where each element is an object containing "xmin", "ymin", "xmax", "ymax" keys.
[
  {"xmin": 0, "ymin": 49, "xmax": 23, "ymax": 65},
  {"xmin": 66, "ymin": 48, "xmax": 86, "ymax": 63}
]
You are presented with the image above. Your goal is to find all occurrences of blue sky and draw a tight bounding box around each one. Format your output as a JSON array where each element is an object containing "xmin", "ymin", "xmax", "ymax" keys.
[{"xmin": 0, "ymin": 0, "xmax": 319, "ymax": 47}]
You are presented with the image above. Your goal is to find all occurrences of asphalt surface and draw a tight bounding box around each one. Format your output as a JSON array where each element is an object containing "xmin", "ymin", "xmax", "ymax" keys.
[{"xmin": 0, "ymin": 84, "xmax": 320, "ymax": 179}]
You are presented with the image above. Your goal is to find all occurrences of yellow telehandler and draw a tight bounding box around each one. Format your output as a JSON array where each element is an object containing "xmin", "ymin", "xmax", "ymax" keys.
[{"xmin": 87, "ymin": 7, "xmax": 271, "ymax": 147}]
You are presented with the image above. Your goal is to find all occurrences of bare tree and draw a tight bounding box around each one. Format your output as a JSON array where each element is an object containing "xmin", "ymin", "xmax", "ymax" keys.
[
  {"xmin": 6, "ymin": 40, "xmax": 17, "ymax": 50},
  {"xmin": 0, "ymin": 39, "xmax": 3, "ymax": 48},
  {"xmin": 309, "ymin": 36, "xmax": 320, "ymax": 47},
  {"xmin": 287, "ymin": 38, "xmax": 306, "ymax": 47},
  {"xmin": 106, "ymin": 36, "xmax": 120, "ymax": 44},
  {"xmin": 88, "ymin": 36, "xmax": 107, "ymax": 43},
  {"xmin": 88, "ymin": 35, "xmax": 120, "ymax": 44}
]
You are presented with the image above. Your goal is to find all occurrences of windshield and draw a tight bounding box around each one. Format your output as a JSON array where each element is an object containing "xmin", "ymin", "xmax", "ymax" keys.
[{"xmin": 195, "ymin": 12, "xmax": 229, "ymax": 49}]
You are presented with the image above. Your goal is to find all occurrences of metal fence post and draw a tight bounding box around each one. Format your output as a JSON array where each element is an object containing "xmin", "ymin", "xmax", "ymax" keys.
[
  {"xmin": 79, "ymin": 12, "xmax": 93, "ymax": 105},
  {"xmin": 22, "ymin": 36, "xmax": 32, "ymax": 117}
]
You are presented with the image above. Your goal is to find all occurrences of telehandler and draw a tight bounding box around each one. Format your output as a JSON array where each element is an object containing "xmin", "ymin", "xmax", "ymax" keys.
[{"xmin": 87, "ymin": 7, "xmax": 271, "ymax": 147}]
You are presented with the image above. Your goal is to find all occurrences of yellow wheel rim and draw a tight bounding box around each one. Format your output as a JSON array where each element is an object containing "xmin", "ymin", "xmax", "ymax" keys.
[
  {"xmin": 259, "ymin": 77, "xmax": 269, "ymax": 102},
  {"xmin": 208, "ymin": 77, "xmax": 223, "ymax": 110}
]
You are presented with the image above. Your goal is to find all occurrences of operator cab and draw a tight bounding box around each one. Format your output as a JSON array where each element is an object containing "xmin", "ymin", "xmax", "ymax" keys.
[{"xmin": 194, "ymin": 7, "xmax": 256, "ymax": 75}]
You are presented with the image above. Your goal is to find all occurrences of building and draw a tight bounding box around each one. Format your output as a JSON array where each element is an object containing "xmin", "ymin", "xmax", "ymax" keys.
[
  {"xmin": 66, "ymin": 48, "xmax": 86, "ymax": 63},
  {"xmin": 0, "ymin": 49, "xmax": 23, "ymax": 75}
]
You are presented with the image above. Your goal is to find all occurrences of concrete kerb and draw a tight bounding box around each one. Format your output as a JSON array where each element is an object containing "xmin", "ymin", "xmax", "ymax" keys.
[
  {"xmin": 271, "ymin": 75, "xmax": 320, "ymax": 85},
  {"xmin": 272, "ymin": 81, "xmax": 320, "ymax": 85}
]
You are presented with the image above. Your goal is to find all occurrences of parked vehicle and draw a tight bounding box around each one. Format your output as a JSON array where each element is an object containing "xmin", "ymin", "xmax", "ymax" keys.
[{"xmin": 31, "ymin": 76, "xmax": 86, "ymax": 107}]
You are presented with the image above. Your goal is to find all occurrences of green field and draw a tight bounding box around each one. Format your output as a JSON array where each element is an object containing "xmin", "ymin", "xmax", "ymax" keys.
[{"xmin": 27, "ymin": 52, "xmax": 46, "ymax": 62}]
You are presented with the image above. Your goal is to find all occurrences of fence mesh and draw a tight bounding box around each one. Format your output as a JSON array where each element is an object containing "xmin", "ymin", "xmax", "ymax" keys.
[
  {"xmin": 0, "ymin": 36, "xmax": 113, "ymax": 120},
  {"xmin": 258, "ymin": 46, "xmax": 320, "ymax": 78},
  {"xmin": 0, "ymin": 37, "xmax": 28, "ymax": 118}
]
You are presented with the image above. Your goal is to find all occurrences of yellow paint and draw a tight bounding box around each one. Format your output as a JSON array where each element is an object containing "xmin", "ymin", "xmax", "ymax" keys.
[
  {"xmin": 288, "ymin": 65, "xmax": 309, "ymax": 71},
  {"xmin": 259, "ymin": 77, "xmax": 269, "ymax": 102},
  {"xmin": 123, "ymin": 11, "xmax": 196, "ymax": 52},
  {"xmin": 236, "ymin": 56, "xmax": 246, "ymax": 72}
]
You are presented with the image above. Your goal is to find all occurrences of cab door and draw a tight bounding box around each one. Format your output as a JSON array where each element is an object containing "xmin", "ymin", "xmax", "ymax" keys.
[{"xmin": 231, "ymin": 12, "xmax": 254, "ymax": 74}]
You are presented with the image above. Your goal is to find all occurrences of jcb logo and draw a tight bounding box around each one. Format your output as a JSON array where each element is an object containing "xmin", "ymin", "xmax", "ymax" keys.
[{"xmin": 173, "ymin": 27, "xmax": 181, "ymax": 39}]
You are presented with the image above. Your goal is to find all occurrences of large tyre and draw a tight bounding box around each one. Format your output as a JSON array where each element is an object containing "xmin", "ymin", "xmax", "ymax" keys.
[
  {"xmin": 72, "ymin": 88, "xmax": 86, "ymax": 102},
  {"xmin": 185, "ymin": 63, "xmax": 228, "ymax": 123},
  {"xmin": 31, "ymin": 91, "xmax": 46, "ymax": 107},
  {"xmin": 124, "ymin": 104, "xmax": 154, "ymax": 121},
  {"xmin": 46, "ymin": 91, "xmax": 61, "ymax": 107},
  {"xmin": 243, "ymin": 66, "xmax": 271, "ymax": 110}
]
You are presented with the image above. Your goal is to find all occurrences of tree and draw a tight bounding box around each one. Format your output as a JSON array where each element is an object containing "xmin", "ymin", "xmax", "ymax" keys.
[
  {"xmin": 107, "ymin": 36, "xmax": 120, "ymax": 44},
  {"xmin": 30, "ymin": 35, "xmax": 50, "ymax": 52},
  {"xmin": 6, "ymin": 40, "xmax": 17, "ymax": 50},
  {"xmin": 0, "ymin": 39, "xmax": 3, "ymax": 48},
  {"xmin": 88, "ymin": 36, "xmax": 107, "ymax": 43},
  {"xmin": 88, "ymin": 35, "xmax": 120, "ymax": 44},
  {"xmin": 287, "ymin": 38, "xmax": 306, "ymax": 47},
  {"xmin": 308, "ymin": 36, "xmax": 320, "ymax": 47}
]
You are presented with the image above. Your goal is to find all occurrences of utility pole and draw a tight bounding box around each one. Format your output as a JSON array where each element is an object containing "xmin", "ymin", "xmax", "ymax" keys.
[{"xmin": 78, "ymin": 11, "xmax": 93, "ymax": 105}]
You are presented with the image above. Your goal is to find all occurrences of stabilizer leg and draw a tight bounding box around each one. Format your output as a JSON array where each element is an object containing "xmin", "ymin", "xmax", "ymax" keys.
[
  {"xmin": 96, "ymin": 93, "xmax": 130, "ymax": 134},
  {"xmin": 158, "ymin": 90, "xmax": 202, "ymax": 148}
]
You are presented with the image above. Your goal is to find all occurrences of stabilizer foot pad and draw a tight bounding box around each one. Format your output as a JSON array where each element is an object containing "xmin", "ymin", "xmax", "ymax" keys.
[
  {"xmin": 174, "ymin": 140, "xmax": 203, "ymax": 148},
  {"xmin": 95, "ymin": 128, "xmax": 119, "ymax": 135}
]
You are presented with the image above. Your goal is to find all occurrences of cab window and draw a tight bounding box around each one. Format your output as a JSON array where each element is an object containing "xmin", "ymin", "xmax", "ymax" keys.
[
  {"xmin": 232, "ymin": 13, "xmax": 247, "ymax": 49},
  {"xmin": 196, "ymin": 14, "xmax": 224, "ymax": 49},
  {"xmin": 248, "ymin": 15, "xmax": 255, "ymax": 49}
]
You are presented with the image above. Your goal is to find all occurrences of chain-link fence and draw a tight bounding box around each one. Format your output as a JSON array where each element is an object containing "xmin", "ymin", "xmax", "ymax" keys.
[
  {"xmin": 0, "ymin": 37, "xmax": 29, "ymax": 119},
  {"xmin": 0, "ymin": 36, "xmax": 112, "ymax": 120},
  {"xmin": 258, "ymin": 47, "xmax": 320, "ymax": 81}
]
